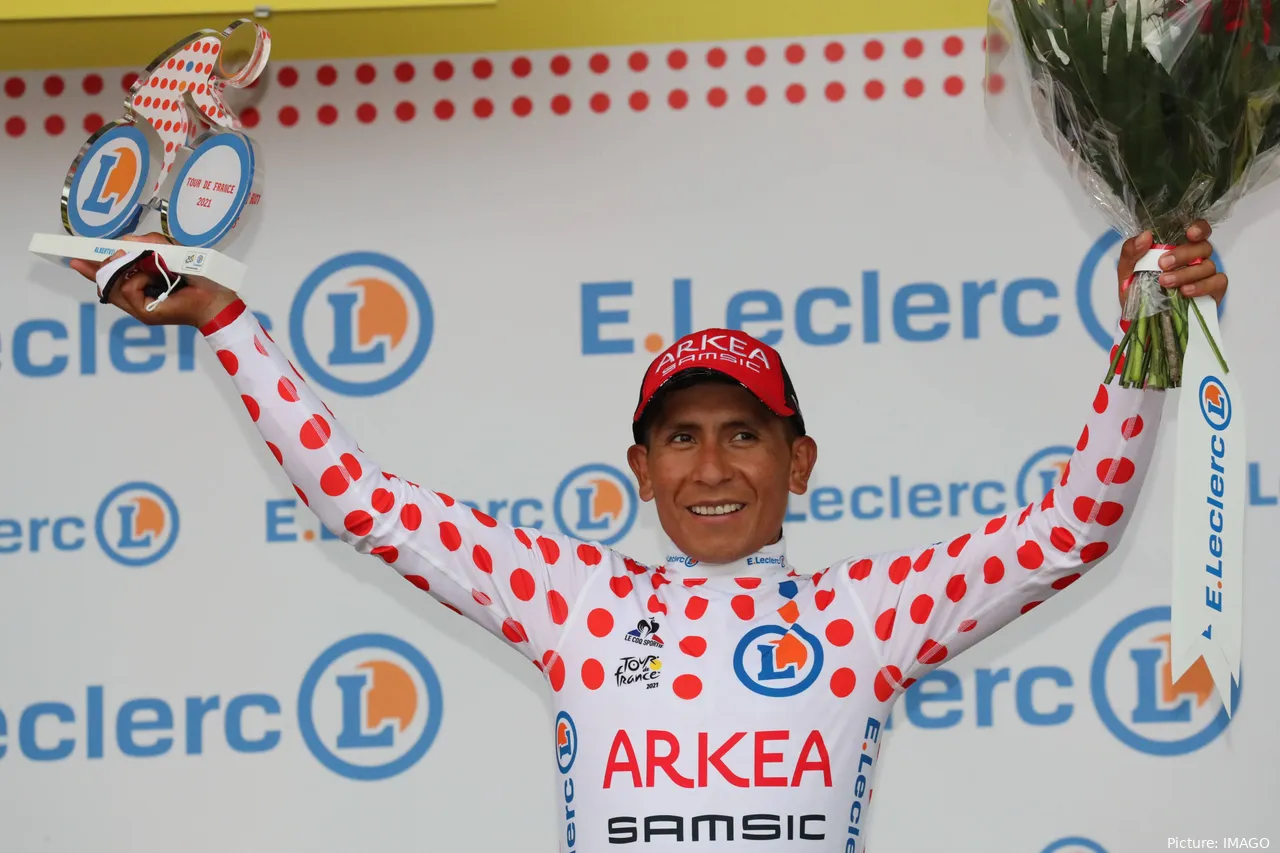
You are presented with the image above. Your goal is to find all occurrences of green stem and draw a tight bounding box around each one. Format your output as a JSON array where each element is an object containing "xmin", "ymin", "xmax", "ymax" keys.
[{"xmin": 1189, "ymin": 299, "xmax": 1230, "ymax": 375}]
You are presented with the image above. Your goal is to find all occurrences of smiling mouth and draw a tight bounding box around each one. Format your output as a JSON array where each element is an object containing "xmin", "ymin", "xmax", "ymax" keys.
[{"xmin": 688, "ymin": 503, "xmax": 745, "ymax": 517}]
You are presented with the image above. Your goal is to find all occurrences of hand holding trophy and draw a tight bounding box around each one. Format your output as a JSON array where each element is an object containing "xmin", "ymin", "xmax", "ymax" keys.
[{"xmin": 29, "ymin": 18, "xmax": 270, "ymax": 315}]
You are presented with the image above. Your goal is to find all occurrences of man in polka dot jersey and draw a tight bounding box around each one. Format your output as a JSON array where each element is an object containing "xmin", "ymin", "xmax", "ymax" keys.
[{"xmin": 72, "ymin": 223, "xmax": 1227, "ymax": 851}]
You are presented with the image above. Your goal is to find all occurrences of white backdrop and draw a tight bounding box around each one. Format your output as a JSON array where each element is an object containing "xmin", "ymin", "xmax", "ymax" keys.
[{"xmin": 1, "ymin": 27, "xmax": 1276, "ymax": 853}]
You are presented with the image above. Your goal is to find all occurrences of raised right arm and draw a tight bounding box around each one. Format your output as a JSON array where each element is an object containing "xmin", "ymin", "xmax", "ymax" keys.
[{"xmin": 199, "ymin": 297, "xmax": 600, "ymax": 677}]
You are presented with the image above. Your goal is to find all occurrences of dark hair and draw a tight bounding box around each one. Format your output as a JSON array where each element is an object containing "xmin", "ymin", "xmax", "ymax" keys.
[{"xmin": 633, "ymin": 372, "xmax": 804, "ymax": 447}]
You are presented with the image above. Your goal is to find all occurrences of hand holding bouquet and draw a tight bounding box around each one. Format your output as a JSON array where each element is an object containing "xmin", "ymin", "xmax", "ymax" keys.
[{"xmin": 987, "ymin": 0, "xmax": 1280, "ymax": 388}]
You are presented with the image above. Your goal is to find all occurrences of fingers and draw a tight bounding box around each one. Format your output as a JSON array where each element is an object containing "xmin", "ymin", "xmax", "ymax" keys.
[
  {"xmin": 1159, "ymin": 256, "xmax": 1216, "ymax": 288},
  {"xmin": 1186, "ymin": 219, "xmax": 1212, "ymax": 242}
]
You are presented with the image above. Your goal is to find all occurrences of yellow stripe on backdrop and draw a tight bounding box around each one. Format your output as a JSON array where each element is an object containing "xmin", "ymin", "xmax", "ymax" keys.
[{"xmin": 0, "ymin": 0, "xmax": 984, "ymax": 71}]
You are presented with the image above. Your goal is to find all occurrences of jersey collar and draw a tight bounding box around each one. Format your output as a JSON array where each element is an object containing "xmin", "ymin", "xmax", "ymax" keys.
[{"xmin": 658, "ymin": 533, "xmax": 790, "ymax": 579}]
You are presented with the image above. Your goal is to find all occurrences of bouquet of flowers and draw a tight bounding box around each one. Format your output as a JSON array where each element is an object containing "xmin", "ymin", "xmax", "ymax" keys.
[{"xmin": 986, "ymin": 0, "xmax": 1280, "ymax": 388}]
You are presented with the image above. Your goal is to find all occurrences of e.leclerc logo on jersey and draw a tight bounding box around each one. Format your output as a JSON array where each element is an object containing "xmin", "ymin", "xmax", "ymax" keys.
[
  {"xmin": 0, "ymin": 632, "xmax": 442, "ymax": 779},
  {"xmin": 1199, "ymin": 376, "xmax": 1232, "ymax": 430},
  {"xmin": 289, "ymin": 252, "xmax": 434, "ymax": 397},
  {"xmin": 298, "ymin": 633, "xmax": 443, "ymax": 780},
  {"xmin": 733, "ymin": 624, "xmax": 825, "ymax": 698},
  {"xmin": 0, "ymin": 481, "xmax": 178, "ymax": 567}
]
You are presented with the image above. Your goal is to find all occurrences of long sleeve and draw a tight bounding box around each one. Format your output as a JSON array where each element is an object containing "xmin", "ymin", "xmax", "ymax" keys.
[
  {"xmin": 837, "ymin": 323, "xmax": 1164, "ymax": 699},
  {"xmin": 200, "ymin": 299, "xmax": 601, "ymax": 676}
]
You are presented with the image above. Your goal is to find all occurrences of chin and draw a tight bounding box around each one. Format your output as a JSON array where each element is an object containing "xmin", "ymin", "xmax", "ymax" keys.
[{"xmin": 674, "ymin": 525, "xmax": 762, "ymax": 565}]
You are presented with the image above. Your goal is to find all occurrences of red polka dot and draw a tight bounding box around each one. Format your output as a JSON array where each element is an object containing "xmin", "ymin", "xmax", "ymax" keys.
[
  {"xmin": 368, "ymin": 488, "xmax": 394, "ymax": 515},
  {"xmin": 825, "ymin": 619, "xmax": 854, "ymax": 646},
  {"xmin": 395, "ymin": 62, "xmax": 415, "ymax": 82},
  {"xmin": 651, "ymin": 573, "xmax": 670, "ymax": 590},
  {"xmin": 918, "ymin": 640, "xmax": 948, "ymax": 665},
  {"xmin": 317, "ymin": 105, "xmax": 338, "ymax": 125},
  {"xmin": 233, "ymin": 106, "xmax": 258, "ymax": 129},
  {"xmin": 536, "ymin": 536, "xmax": 560, "ymax": 564},
  {"xmin": 914, "ymin": 548, "xmax": 934, "ymax": 572},
  {"xmin": 356, "ymin": 103, "xmax": 377, "ymax": 124},
  {"xmin": 825, "ymin": 41, "xmax": 846, "ymax": 62},
  {"xmin": 677, "ymin": 635, "xmax": 706, "ymax": 658},
  {"xmin": 1097, "ymin": 458, "xmax": 1136, "ymax": 485},
  {"xmin": 83, "ymin": 113, "xmax": 103, "ymax": 133},
  {"xmin": 394, "ymin": 101, "xmax": 416, "ymax": 122},
  {"xmin": 731, "ymin": 595, "xmax": 754, "ymax": 620},
  {"xmin": 550, "ymin": 54, "xmax": 571, "ymax": 76},
  {"xmin": 609, "ymin": 575, "xmax": 633, "ymax": 598},
  {"xmin": 270, "ymin": 377, "xmax": 297, "ymax": 403},
  {"xmin": 405, "ymin": 574, "xmax": 429, "ymax": 592},
  {"xmin": 589, "ymin": 52, "xmax": 610, "ymax": 73},
  {"xmin": 983, "ymin": 556, "xmax": 1005, "ymax": 584},
  {"xmin": 551, "ymin": 94, "xmax": 571, "ymax": 115},
  {"xmin": 121, "ymin": 72, "xmax": 139, "ymax": 92},
  {"xmin": 438, "ymin": 521, "xmax": 462, "ymax": 551},
  {"xmin": 500, "ymin": 618, "xmax": 527, "ymax": 644},
  {"xmin": 904, "ymin": 38, "xmax": 924, "ymax": 58},
  {"xmin": 509, "ymin": 568, "xmax": 536, "ymax": 601},
  {"xmin": 263, "ymin": 441, "xmax": 282, "ymax": 465},
  {"xmin": 582, "ymin": 92, "xmax": 607, "ymax": 113},
  {"xmin": 280, "ymin": 106, "xmax": 301, "ymax": 127},
  {"xmin": 905, "ymin": 78, "xmax": 925, "ymax": 98},
  {"xmin": 474, "ymin": 98, "xmax": 494, "ymax": 118},
  {"xmin": 513, "ymin": 96, "xmax": 533, "ymax": 117},
  {"xmin": 299, "ymin": 415, "xmax": 332, "ymax": 449},
  {"xmin": 43, "ymin": 115, "xmax": 64, "ymax": 136},
  {"xmin": 1081, "ymin": 542, "xmax": 1109, "ymax": 563},
  {"xmin": 668, "ymin": 49, "xmax": 688, "ymax": 69},
  {"xmin": 785, "ymin": 43, "xmax": 805, "ymax": 64},
  {"xmin": 734, "ymin": 577, "xmax": 761, "ymax": 590},
  {"xmin": 1050, "ymin": 527, "xmax": 1076, "ymax": 553},
  {"xmin": 944, "ymin": 35, "xmax": 965, "ymax": 56},
  {"xmin": 848, "ymin": 559, "xmax": 872, "ymax": 581},
  {"xmin": 864, "ymin": 80, "xmax": 885, "ymax": 100},
  {"xmin": 707, "ymin": 87, "xmax": 727, "ymax": 107},
  {"xmin": 943, "ymin": 576, "xmax": 967, "ymax": 604},
  {"xmin": 681, "ymin": 576, "xmax": 705, "ymax": 586},
  {"xmin": 344, "ymin": 510, "xmax": 373, "ymax": 536},
  {"xmin": 946, "ymin": 534, "xmax": 971, "ymax": 557},
  {"xmin": 874, "ymin": 666, "xmax": 901, "ymax": 701},
  {"xmin": 830, "ymin": 667, "xmax": 856, "ymax": 697},
  {"xmin": 1021, "ymin": 600, "xmax": 1042, "ymax": 614},
  {"xmin": 319, "ymin": 456, "xmax": 361, "ymax": 496},
  {"xmin": 353, "ymin": 63, "xmax": 376, "ymax": 84},
  {"xmin": 815, "ymin": 589, "xmax": 835, "ymax": 610},
  {"xmin": 1017, "ymin": 541, "xmax": 1045, "ymax": 569},
  {"xmin": 1061, "ymin": 461, "xmax": 1072, "ymax": 486},
  {"xmin": 400, "ymin": 503, "xmax": 422, "ymax": 531},
  {"xmin": 372, "ymin": 545, "xmax": 398, "ymax": 564},
  {"xmin": 825, "ymin": 81, "xmax": 846, "ymax": 101},
  {"xmin": 672, "ymin": 674, "xmax": 703, "ymax": 700},
  {"xmin": 944, "ymin": 76, "xmax": 964, "ymax": 96},
  {"xmin": 986, "ymin": 515, "xmax": 1008, "ymax": 534},
  {"xmin": 468, "ymin": 588, "xmax": 493, "ymax": 606},
  {"xmin": 582, "ymin": 608, "xmax": 613, "ymax": 637},
  {"xmin": 317, "ymin": 65, "xmax": 337, "ymax": 86},
  {"xmin": 473, "ymin": 58, "xmax": 493, "ymax": 79},
  {"xmin": 622, "ymin": 50, "xmax": 647, "ymax": 72},
  {"xmin": 213, "ymin": 350, "xmax": 239, "ymax": 374},
  {"xmin": 685, "ymin": 596, "xmax": 708, "ymax": 620},
  {"xmin": 1052, "ymin": 573, "xmax": 1082, "ymax": 590},
  {"xmin": 910, "ymin": 594, "xmax": 934, "ymax": 624},
  {"xmin": 888, "ymin": 556, "xmax": 911, "ymax": 584},
  {"xmin": 44, "ymin": 75, "xmax": 64, "ymax": 97},
  {"xmin": 746, "ymin": 45, "xmax": 766, "ymax": 66},
  {"xmin": 434, "ymin": 60, "xmax": 455, "ymax": 81},
  {"xmin": 647, "ymin": 594, "xmax": 667, "ymax": 615},
  {"xmin": 707, "ymin": 47, "xmax": 727, "ymax": 68},
  {"xmin": 572, "ymin": 544, "xmax": 600, "ymax": 566},
  {"xmin": 874, "ymin": 608, "xmax": 896, "ymax": 641},
  {"xmin": 785, "ymin": 83, "xmax": 806, "ymax": 104},
  {"xmin": 239, "ymin": 395, "xmax": 261, "ymax": 422},
  {"xmin": 467, "ymin": 508, "xmax": 495, "ymax": 528},
  {"xmin": 581, "ymin": 658, "xmax": 605, "ymax": 689},
  {"xmin": 4, "ymin": 77, "xmax": 24, "ymax": 98},
  {"xmin": 437, "ymin": 492, "xmax": 456, "ymax": 508},
  {"xmin": 629, "ymin": 91, "xmax": 649, "ymax": 111},
  {"xmin": 1122, "ymin": 415, "xmax": 1144, "ymax": 438},
  {"xmin": 433, "ymin": 99, "xmax": 455, "ymax": 121},
  {"xmin": 1094, "ymin": 385, "xmax": 1109, "ymax": 413},
  {"xmin": 80, "ymin": 73, "xmax": 103, "ymax": 95},
  {"xmin": 511, "ymin": 57, "xmax": 532, "ymax": 77},
  {"xmin": 548, "ymin": 656, "xmax": 566, "ymax": 692},
  {"xmin": 470, "ymin": 544, "xmax": 492, "ymax": 574},
  {"xmin": 864, "ymin": 39, "xmax": 885, "ymax": 60}
]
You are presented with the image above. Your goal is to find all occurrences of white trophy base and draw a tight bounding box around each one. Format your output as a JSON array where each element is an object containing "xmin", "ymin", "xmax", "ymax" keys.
[{"xmin": 29, "ymin": 233, "xmax": 248, "ymax": 290}]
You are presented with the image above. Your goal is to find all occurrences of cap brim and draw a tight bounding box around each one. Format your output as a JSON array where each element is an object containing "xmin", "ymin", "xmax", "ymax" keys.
[{"xmin": 631, "ymin": 365, "xmax": 799, "ymax": 444}]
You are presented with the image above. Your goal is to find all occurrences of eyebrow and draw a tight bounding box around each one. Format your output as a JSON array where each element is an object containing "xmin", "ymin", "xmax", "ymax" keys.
[{"xmin": 663, "ymin": 418, "xmax": 763, "ymax": 433}]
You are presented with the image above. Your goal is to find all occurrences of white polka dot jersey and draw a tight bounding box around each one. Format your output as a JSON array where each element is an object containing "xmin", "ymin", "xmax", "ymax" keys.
[{"xmin": 201, "ymin": 298, "xmax": 1163, "ymax": 852}]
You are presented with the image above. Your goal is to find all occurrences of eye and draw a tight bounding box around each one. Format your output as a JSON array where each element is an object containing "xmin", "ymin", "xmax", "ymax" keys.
[
  {"xmin": 668, "ymin": 432, "xmax": 694, "ymax": 445},
  {"xmin": 732, "ymin": 430, "xmax": 757, "ymax": 442}
]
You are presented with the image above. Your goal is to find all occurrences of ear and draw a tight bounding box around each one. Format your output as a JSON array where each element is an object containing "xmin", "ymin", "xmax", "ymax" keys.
[
  {"xmin": 627, "ymin": 444, "xmax": 655, "ymax": 502},
  {"xmin": 788, "ymin": 436, "xmax": 818, "ymax": 496}
]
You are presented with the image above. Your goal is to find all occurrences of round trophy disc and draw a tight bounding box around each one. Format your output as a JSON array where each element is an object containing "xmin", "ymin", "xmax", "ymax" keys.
[
  {"xmin": 61, "ymin": 119, "xmax": 164, "ymax": 239},
  {"xmin": 161, "ymin": 129, "xmax": 260, "ymax": 248}
]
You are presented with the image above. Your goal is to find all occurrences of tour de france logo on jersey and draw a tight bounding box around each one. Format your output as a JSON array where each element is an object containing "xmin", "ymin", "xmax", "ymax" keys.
[
  {"xmin": 1090, "ymin": 606, "xmax": 1239, "ymax": 757},
  {"xmin": 297, "ymin": 633, "xmax": 444, "ymax": 781},
  {"xmin": 94, "ymin": 481, "xmax": 180, "ymax": 567},
  {"xmin": 289, "ymin": 251, "xmax": 435, "ymax": 397},
  {"xmin": 553, "ymin": 463, "xmax": 638, "ymax": 546},
  {"xmin": 733, "ymin": 624, "xmax": 825, "ymax": 698},
  {"xmin": 1199, "ymin": 377, "xmax": 1232, "ymax": 431}
]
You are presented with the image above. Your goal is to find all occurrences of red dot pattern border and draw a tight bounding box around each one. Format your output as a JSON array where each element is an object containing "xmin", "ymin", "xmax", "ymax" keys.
[{"xmin": 1, "ymin": 33, "xmax": 1003, "ymax": 138}]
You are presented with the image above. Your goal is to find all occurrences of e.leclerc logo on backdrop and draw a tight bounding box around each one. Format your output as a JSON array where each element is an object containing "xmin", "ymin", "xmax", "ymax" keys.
[
  {"xmin": 0, "ymin": 632, "xmax": 442, "ymax": 780},
  {"xmin": 289, "ymin": 252, "xmax": 434, "ymax": 397},
  {"xmin": 0, "ymin": 481, "xmax": 179, "ymax": 567}
]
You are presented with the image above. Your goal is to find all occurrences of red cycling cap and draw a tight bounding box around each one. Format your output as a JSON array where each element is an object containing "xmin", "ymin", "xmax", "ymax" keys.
[{"xmin": 632, "ymin": 328, "xmax": 805, "ymax": 444}]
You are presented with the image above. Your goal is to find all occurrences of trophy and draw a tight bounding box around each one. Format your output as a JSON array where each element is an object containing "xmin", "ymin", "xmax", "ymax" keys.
[{"xmin": 29, "ymin": 18, "xmax": 270, "ymax": 302}]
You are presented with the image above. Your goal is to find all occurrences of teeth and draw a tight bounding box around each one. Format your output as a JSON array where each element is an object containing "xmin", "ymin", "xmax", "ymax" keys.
[{"xmin": 690, "ymin": 504, "xmax": 744, "ymax": 516}]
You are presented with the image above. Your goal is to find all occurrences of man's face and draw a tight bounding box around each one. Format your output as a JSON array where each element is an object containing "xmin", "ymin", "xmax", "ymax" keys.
[{"xmin": 626, "ymin": 381, "xmax": 818, "ymax": 565}]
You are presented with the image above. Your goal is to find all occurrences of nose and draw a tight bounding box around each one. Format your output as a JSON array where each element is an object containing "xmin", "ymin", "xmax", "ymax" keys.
[{"xmin": 692, "ymin": 440, "xmax": 733, "ymax": 488}]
